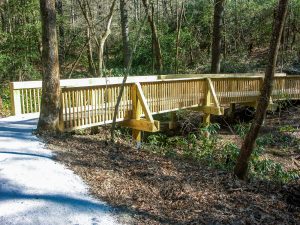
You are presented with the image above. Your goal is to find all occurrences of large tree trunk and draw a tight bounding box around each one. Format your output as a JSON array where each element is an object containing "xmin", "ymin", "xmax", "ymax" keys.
[
  {"xmin": 142, "ymin": 0, "xmax": 163, "ymax": 73},
  {"xmin": 211, "ymin": 0, "xmax": 225, "ymax": 73},
  {"xmin": 37, "ymin": 0, "xmax": 61, "ymax": 132},
  {"xmin": 120, "ymin": 0, "xmax": 131, "ymax": 68},
  {"xmin": 234, "ymin": 0, "xmax": 289, "ymax": 180}
]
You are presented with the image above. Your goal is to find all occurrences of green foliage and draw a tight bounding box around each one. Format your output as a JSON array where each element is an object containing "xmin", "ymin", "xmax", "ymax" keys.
[
  {"xmin": 234, "ymin": 123, "xmax": 251, "ymax": 138},
  {"xmin": 0, "ymin": 83, "xmax": 11, "ymax": 114},
  {"xmin": 0, "ymin": 0, "xmax": 41, "ymax": 82},
  {"xmin": 146, "ymin": 133, "xmax": 182, "ymax": 157},
  {"xmin": 250, "ymin": 159, "xmax": 299, "ymax": 183},
  {"xmin": 279, "ymin": 125, "xmax": 297, "ymax": 133},
  {"xmin": 146, "ymin": 121, "xmax": 299, "ymax": 183}
]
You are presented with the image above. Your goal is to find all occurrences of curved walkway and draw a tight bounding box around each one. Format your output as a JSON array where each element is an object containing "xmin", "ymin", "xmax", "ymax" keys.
[{"xmin": 0, "ymin": 115, "xmax": 121, "ymax": 225}]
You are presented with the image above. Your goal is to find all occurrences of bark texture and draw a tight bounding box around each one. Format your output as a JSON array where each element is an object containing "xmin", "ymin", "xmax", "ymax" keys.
[
  {"xmin": 120, "ymin": 0, "xmax": 131, "ymax": 68},
  {"xmin": 142, "ymin": 0, "xmax": 163, "ymax": 73},
  {"xmin": 211, "ymin": 0, "xmax": 225, "ymax": 73},
  {"xmin": 37, "ymin": 0, "xmax": 61, "ymax": 132},
  {"xmin": 98, "ymin": 0, "xmax": 116, "ymax": 76},
  {"xmin": 56, "ymin": 0, "xmax": 65, "ymax": 68},
  {"xmin": 234, "ymin": 0, "xmax": 289, "ymax": 180}
]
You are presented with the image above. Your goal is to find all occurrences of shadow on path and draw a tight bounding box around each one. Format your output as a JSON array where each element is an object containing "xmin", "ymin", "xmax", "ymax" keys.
[{"xmin": 0, "ymin": 151, "xmax": 52, "ymax": 159}]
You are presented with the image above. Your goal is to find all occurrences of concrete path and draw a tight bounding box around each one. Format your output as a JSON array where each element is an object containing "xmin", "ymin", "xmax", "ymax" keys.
[{"xmin": 0, "ymin": 115, "xmax": 121, "ymax": 225}]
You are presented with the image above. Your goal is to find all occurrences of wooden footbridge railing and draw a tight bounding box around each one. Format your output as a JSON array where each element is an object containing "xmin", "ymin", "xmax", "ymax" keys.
[{"xmin": 10, "ymin": 73, "xmax": 300, "ymax": 142}]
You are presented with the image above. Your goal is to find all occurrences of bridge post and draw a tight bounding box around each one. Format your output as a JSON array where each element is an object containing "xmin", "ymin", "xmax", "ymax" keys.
[
  {"xmin": 131, "ymin": 84, "xmax": 142, "ymax": 148},
  {"xmin": 228, "ymin": 103, "xmax": 236, "ymax": 119},
  {"xmin": 169, "ymin": 112, "xmax": 178, "ymax": 129},
  {"xmin": 10, "ymin": 83, "xmax": 22, "ymax": 115},
  {"xmin": 203, "ymin": 79, "xmax": 211, "ymax": 126}
]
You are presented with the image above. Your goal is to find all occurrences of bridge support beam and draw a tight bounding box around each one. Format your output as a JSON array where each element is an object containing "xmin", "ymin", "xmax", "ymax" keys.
[
  {"xmin": 129, "ymin": 83, "xmax": 160, "ymax": 148},
  {"xmin": 131, "ymin": 84, "xmax": 142, "ymax": 148},
  {"xmin": 169, "ymin": 112, "xmax": 178, "ymax": 129}
]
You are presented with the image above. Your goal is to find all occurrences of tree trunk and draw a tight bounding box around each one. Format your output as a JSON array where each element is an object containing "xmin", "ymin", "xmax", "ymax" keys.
[
  {"xmin": 98, "ymin": 40, "xmax": 105, "ymax": 76},
  {"xmin": 37, "ymin": 0, "xmax": 61, "ymax": 132},
  {"xmin": 98, "ymin": 0, "xmax": 116, "ymax": 77},
  {"xmin": 211, "ymin": 0, "xmax": 225, "ymax": 74},
  {"xmin": 142, "ymin": 0, "xmax": 163, "ymax": 73},
  {"xmin": 0, "ymin": 11, "xmax": 5, "ymax": 32},
  {"xmin": 175, "ymin": 2, "xmax": 184, "ymax": 74},
  {"xmin": 86, "ymin": 26, "xmax": 96, "ymax": 76},
  {"xmin": 70, "ymin": 0, "xmax": 75, "ymax": 28},
  {"xmin": 234, "ymin": 0, "xmax": 289, "ymax": 180},
  {"xmin": 55, "ymin": 0, "xmax": 65, "ymax": 69},
  {"xmin": 120, "ymin": 0, "xmax": 131, "ymax": 68}
]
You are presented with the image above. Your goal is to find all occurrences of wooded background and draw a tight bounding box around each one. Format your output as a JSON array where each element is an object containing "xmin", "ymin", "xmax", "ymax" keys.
[{"xmin": 0, "ymin": 0, "xmax": 300, "ymax": 98}]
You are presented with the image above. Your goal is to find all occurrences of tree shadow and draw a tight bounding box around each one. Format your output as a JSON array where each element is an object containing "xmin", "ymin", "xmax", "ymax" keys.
[
  {"xmin": 0, "ymin": 176, "xmax": 115, "ymax": 214},
  {"xmin": 0, "ymin": 118, "xmax": 38, "ymax": 141},
  {"xmin": 0, "ymin": 151, "xmax": 52, "ymax": 159}
]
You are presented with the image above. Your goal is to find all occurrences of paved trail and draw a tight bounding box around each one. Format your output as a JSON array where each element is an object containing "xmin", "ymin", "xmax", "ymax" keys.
[{"xmin": 0, "ymin": 115, "xmax": 121, "ymax": 225}]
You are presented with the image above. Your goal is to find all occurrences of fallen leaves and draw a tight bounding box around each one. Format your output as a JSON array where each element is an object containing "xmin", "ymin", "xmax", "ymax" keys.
[{"xmin": 45, "ymin": 129, "xmax": 300, "ymax": 225}]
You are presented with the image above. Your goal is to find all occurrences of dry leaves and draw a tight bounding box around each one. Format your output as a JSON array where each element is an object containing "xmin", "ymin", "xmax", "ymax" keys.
[{"xmin": 46, "ymin": 128, "xmax": 300, "ymax": 225}]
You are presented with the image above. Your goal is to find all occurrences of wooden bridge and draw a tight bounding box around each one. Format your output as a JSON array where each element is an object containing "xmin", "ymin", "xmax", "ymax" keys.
[{"xmin": 10, "ymin": 73, "xmax": 300, "ymax": 142}]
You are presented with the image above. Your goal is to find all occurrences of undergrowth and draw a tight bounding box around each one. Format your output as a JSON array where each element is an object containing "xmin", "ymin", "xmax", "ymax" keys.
[
  {"xmin": 145, "ymin": 123, "xmax": 300, "ymax": 183},
  {"xmin": 0, "ymin": 83, "xmax": 11, "ymax": 116}
]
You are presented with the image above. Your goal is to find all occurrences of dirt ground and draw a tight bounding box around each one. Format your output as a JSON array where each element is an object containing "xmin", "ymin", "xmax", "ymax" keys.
[{"xmin": 45, "ymin": 106, "xmax": 300, "ymax": 225}]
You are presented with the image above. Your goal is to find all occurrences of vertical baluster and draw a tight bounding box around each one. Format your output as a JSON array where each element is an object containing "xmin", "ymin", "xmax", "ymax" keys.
[
  {"xmin": 87, "ymin": 88, "xmax": 90, "ymax": 125},
  {"xmin": 33, "ymin": 89, "xmax": 37, "ymax": 112},
  {"xmin": 37, "ymin": 89, "xmax": 41, "ymax": 112},
  {"xmin": 70, "ymin": 90, "xmax": 74, "ymax": 127},
  {"xmin": 67, "ymin": 91, "xmax": 71, "ymax": 128},
  {"xmin": 95, "ymin": 88, "xmax": 99, "ymax": 123},
  {"xmin": 25, "ymin": 89, "xmax": 28, "ymax": 113},
  {"xmin": 64, "ymin": 91, "xmax": 68, "ymax": 128},
  {"xmin": 28, "ymin": 89, "xmax": 32, "ymax": 113}
]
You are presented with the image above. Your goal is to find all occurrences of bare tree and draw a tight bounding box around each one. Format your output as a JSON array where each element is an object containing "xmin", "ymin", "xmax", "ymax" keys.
[
  {"xmin": 211, "ymin": 0, "xmax": 225, "ymax": 73},
  {"xmin": 111, "ymin": 16, "xmax": 147, "ymax": 142},
  {"xmin": 37, "ymin": 0, "xmax": 61, "ymax": 132},
  {"xmin": 142, "ymin": 0, "xmax": 163, "ymax": 73},
  {"xmin": 234, "ymin": 0, "xmax": 289, "ymax": 180},
  {"xmin": 97, "ymin": 0, "xmax": 116, "ymax": 76},
  {"xmin": 56, "ymin": 0, "xmax": 65, "ymax": 68},
  {"xmin": 120, "ymin": 0, "xmax": 131, "ymax": 68},
  {"xmin": 77, "ymin": 0, "xmax": 117, "ymax": 77},
  {"xmin": 175, "ymin": 2, "xmax": 184, "ymax": 74}
]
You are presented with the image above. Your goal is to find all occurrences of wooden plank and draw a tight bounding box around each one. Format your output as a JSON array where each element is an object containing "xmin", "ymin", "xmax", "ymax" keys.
[
  {"xmin": 135, "ymin": 83, "xmax": 154, "ymax": 123},
  {"xmin": 33, "ymin": 89, "xmax": 37, "ymax": 112},
  {"xmin": 72, "ymin": 91, "xmax": 76, "ymax": 127},
  {"xmin": 59, "ymin": 93, "xmax": 64, "ymax": 131},
  {"xmin": 120, "ymin": 119, "xmax": 160, "ymax": 132},
  {"xmin": 37, "ymin": 89, "xmax": 41, "ymax": 111},
  {"xmin": 203, "ymin": 79, "xmax": 211, "ymax": 125},
  {"xmin": 207, "ymin": 78, "xmax": 220, "ymax": 107},
  {"xmin": 10, "ymin": 73, "xmax": 287, "ymax": 91},
  {"xmin": 29, "ymin": 89, "xmax": 33, "ymax": 113},
  {"xmin": 195, "ymin": 106, "xmax": 224, "ymax": 115},
  {"xmin": 131, "ymin": 85, "xmax": 142, "ymax": 144}
]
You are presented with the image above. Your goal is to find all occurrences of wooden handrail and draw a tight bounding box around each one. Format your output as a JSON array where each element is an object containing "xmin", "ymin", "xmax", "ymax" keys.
[{"xmin": 10, "ymin": 73, "xmax": 286, "ymax": 90}]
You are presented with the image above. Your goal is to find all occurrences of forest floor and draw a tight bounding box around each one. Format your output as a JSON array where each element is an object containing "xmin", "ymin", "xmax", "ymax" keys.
[{"xmin": 45, "ymin": 106, "xmax": 300, "ymax": 225}]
